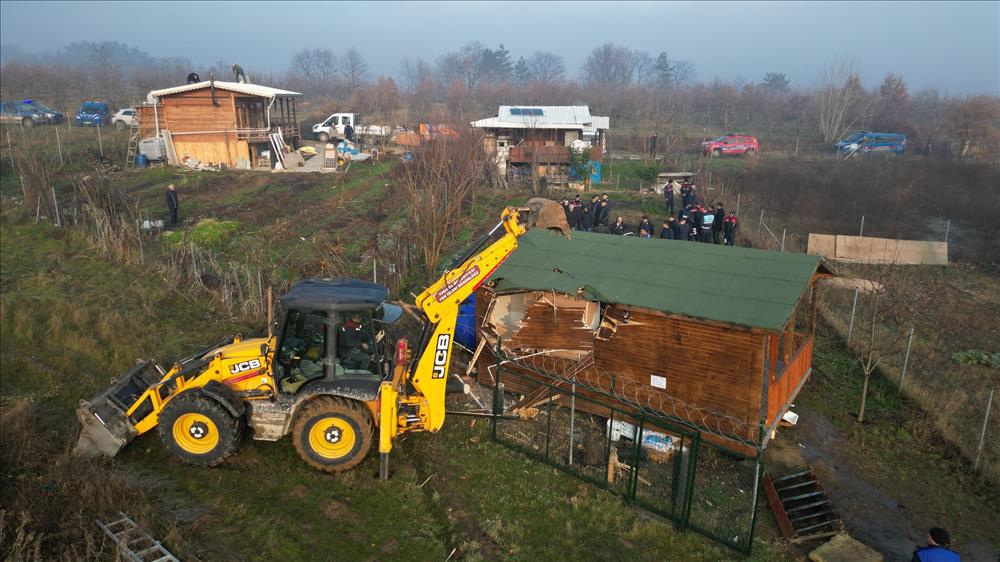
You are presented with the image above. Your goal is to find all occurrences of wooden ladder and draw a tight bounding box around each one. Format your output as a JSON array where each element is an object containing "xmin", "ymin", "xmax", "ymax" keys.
[
  {"xmin": 764, "ymin": 467, "xmax": 843, "ymax": 543},
  {"xmin": 96, "ymin": 512, "xmax": 180, "ymax": 562},
  {"xmin": 125, "ymin": 106, "xmax": 141, "ymax": 168}
]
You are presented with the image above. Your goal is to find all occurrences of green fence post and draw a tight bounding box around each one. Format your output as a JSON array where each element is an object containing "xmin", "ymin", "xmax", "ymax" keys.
[
  {"xmin": 682, "ymin": 431, "xmax": 701, "ymax": 530},
  {"xmin": 745, "ymin": 457, "xmax": 764, "ymax": 555},
  {"xmin": 629, "ymin": 414, "xmax": 645, "ymax": 501}
]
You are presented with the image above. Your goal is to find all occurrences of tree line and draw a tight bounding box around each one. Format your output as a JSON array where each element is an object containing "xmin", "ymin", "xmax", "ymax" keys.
[{"xmin": 1, "ymin": 41, "xmax": 997, "ymax": 164}]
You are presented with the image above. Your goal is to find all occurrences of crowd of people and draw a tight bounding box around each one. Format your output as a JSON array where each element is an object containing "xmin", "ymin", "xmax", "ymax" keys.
[{"xmin": 558, "ymin": 177, "xmax": 740, "ymax": 246}]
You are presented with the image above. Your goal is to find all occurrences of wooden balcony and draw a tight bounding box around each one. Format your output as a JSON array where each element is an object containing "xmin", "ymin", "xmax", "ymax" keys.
[
  {"xmin": 508, "ymin": 145, "xmax": 603, "ymax": 164},
  {"xmin": 766, "ymin": 333, "xmax": 814, "ymax": 426},
  {"xmin": 236, "ymin": 124, "xmax": 300, "ymax": 142}
]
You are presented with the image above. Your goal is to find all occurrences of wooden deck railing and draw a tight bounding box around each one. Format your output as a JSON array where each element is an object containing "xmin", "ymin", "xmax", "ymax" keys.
[
  {"xmin": 767, "ymin": 334, "xmax": 814, "ymax": 425},
  {"xmin": 508, "ymin": 145, "xmax": 603, "ymax": 164}
]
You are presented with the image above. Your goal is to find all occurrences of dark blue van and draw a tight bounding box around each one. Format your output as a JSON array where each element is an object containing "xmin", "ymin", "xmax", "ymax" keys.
[
  {"xmin": 835, "ymin": 131, "xmax": 906, "ymax": 155},
  {"xmin": 75, "ymin": 101, "xmax": 111, "ymax": 127}
]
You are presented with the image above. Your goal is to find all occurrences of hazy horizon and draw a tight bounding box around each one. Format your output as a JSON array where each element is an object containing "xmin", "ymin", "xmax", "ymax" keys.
[{"xmin": 1, "ymin": 0, "xmax": 998, "ymax": 95}]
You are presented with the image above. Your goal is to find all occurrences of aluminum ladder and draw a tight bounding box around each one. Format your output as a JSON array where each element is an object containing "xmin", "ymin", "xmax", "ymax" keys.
[
  {"xmin": 125, "ymin": 106, "xmax": 141, "ymax": 168},
  {"xmin": 96, "ymin": 512, "xmax": 180, "ymax": 562}
]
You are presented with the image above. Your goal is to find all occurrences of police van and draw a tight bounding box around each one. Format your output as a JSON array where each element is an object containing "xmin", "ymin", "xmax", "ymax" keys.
[{"xmin": 835, "ymin": 131, "xmax": 907, "ymax": 155}]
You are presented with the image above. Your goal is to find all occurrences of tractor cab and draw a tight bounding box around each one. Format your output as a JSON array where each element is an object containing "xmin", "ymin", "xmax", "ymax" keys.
[{"xmin": 273, "ymin": 279, "xmax": 402, "ymax": 394}]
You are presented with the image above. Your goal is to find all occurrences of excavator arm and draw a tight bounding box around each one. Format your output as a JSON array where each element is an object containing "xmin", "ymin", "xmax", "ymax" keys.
[{"xmin": 378, "ymin": 206, "xmax": 532, "ymax": 477}]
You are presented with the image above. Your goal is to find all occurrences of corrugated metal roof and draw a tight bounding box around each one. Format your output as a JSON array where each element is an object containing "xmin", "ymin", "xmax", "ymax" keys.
[
  {"xmin": 146, "ymin": 81, "xmax": 302, "ymax": 103},
  {"xmin": 471, "ymin": 106, "xmax": 610, "ymax": 130},
  {"xmin": 489, "ymin": 230, "xmax": 829, "ymax": 331}
]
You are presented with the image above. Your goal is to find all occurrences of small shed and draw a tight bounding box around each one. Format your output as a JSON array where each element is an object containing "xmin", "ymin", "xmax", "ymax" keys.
[
  {"xmin": 475, "ymin": 230, "xmax": 833, "ymax": 456},
  {"xmin": 137, "ymin": 80, "xmax": 301, "ymax": 168}
]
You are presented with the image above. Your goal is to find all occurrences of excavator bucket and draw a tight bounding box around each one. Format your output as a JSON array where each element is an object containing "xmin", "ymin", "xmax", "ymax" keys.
[
  {"xmin": 522, "ymin": 198, "xmax": 571, "ymax": 238},
  {"xmin": 73, "ymin": 360, "xmax": 158, "ymax": 458}
]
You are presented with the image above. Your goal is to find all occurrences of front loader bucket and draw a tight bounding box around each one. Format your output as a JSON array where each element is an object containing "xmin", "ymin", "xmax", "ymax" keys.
[
  {"xmin": 74, "ymin": 403, "xmax": 136, "ymax": 458},
  {"xmin": 523, "ymin": 198, "xmax": 571, "ymax": 238},
  {"xmin": 72, "ymin": 360, "xmax": 158, "ymax": 458}
]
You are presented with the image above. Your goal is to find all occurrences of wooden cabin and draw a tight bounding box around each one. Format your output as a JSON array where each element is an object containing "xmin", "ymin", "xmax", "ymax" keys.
[
  {"xmin": 474, "ymin": 230, "xmax": 833, "ymax": 457},
  {"xmin": 137, "ymin": 81, "xmax": 301, "ymax": 168}
]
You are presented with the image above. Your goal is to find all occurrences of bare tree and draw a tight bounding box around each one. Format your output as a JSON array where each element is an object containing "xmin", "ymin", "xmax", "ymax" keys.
[
  {"xmin": 581, "ymin": 43, "xmax": 634, "ymax": 87},
  {"xmin": 398, "ymin": 131, "xmax": 492, "ymax": 278},
  {"xmin": 399, "ymin": 57, "xmax": 434, "ymax": 92},
  {"xmin": 853, "ymin": 267, "xmax": 915, "ymax": 423},
  {"xmin": 341, "ymin": 48, "xmax": 370, "ymax": 92},
  {"xmin": 671, "ymin": 59, "xmax": 697, "ymax": 86},
  {"xmin": 816, "ymin": 57, "xmax": 871, "ymax": 142},
  {"xmin": 527, "ymin": 51, "xmax": 565, "ymax": 84},
  {"xmin": 290, "ymin": 48, "xmax": 339, "ymax": 94},
  {"xmin": 631, "ymin": 50, "xmax": 654, "ymax": 86}
]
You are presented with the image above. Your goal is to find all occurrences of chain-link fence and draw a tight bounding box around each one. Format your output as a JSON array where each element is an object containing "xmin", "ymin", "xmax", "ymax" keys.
[{"xmin": 486, "ymin": 355, "xmax": 763, "ymax": 554}]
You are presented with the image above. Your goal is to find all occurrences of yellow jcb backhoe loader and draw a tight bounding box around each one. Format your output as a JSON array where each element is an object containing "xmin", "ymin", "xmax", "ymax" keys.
[{"xmin": 74, "ymin": 201, "xmax": 568, "ymax": 477}]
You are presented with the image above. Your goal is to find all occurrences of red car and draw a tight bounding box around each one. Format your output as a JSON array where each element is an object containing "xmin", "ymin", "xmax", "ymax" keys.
[{"xmin": 701, "ymin": 134, "xmax": 759, "ymax": 157}]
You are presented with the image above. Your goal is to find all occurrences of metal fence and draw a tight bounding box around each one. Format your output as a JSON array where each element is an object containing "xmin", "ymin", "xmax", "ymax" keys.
[{"xmin": 486, "ymin": 354, "xmax": 763, "ymax": 554}]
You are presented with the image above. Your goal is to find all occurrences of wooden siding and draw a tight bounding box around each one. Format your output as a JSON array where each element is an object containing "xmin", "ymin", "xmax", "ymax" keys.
[
  {"xmin": 475, "ymin": 286, "xmax": 768, "ymax": 455},
  {"xmin": 136, "ymin": 87, "xmax": 299, "ymax": 167},
  {"xmin": 766, "ymin": 334, "xmax": 814, "ymax": 426}
]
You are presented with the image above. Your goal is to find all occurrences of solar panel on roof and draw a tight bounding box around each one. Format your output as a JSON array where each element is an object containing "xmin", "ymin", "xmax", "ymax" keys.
[{"xmin": 510, "ymin": 108, "xmax": 522, "ymax": 115}]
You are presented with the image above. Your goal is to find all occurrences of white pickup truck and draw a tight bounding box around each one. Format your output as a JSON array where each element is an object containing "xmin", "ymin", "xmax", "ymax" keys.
[{"xmin": 312, "ymin": 112, "xmax": 393, "ymax": 143}]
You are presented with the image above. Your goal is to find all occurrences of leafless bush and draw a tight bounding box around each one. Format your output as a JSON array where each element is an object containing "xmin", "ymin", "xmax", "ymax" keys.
[
  {"xmin": 5, "ymin": 128, "xmax": 62, "ymax": 223},
  {"xmin": 73, "ymin": 174, "xmax": 147, "ymax": 264},
  {"xmin": 398, "ymin": 130, "xmax": 493, "ymax": 277}
]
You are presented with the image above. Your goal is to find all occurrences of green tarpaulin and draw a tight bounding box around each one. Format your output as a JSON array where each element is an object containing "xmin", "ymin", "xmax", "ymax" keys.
[{"xmin": 488, "ymin": 230, "xmax": 828, "ymax": 331}]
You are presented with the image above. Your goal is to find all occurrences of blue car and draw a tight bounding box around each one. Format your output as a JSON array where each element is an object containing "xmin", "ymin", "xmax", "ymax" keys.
[
  {"xmin": 835, "ymin": 131, "xmax": 906, "ymax": 155},
  {"xmin": 20, "ymin": 99, "xmax": 64, "ymax": 124},
  {"xmin": 75, "ymin": 101, "xmax": 111, "ymax": 127}
]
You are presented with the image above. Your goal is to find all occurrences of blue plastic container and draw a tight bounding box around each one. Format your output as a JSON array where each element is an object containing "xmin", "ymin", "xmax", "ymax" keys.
[{"xmin": 134, "ymin": 154, "xmax": 149, "ymax": 168}]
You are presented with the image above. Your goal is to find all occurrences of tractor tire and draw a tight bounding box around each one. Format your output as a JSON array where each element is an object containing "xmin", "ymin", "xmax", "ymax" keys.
[
  {"xmin": 292, "ymin": 396, "xmax": 373, "ymax": 472},
  {"xmin": 157, "ymin": 391, "xmax": 243, "ymax": 467}
]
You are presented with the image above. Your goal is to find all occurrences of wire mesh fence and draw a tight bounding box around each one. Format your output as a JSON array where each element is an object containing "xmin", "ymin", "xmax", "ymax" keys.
[{"xmin": 488, "ymin": 359, "xmax": 762, "ymax": 554}]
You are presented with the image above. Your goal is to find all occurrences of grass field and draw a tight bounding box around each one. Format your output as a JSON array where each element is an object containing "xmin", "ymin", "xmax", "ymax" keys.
[{"xmin": 2, "ymin": 128, "xmax": 998, "ymax": 560}]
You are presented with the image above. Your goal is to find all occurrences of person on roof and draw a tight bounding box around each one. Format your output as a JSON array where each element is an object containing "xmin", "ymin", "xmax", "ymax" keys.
[
  {"xmin": 723, "ymin": 210, "xmax": 740, "ymax": 246},
  {"xmin": 611, "ymin": 216, "xmax": 627, "ymax": 235},
  {"xmin": 912, "ymin": 527, "xmax": 960, "ymax": 562}
]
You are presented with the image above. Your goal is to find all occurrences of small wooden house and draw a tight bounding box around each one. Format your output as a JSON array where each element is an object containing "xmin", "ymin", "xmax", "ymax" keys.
[
  {"xmin": 137, "ymin": 81, "xmax": 301, "ymax": 168},
  {"xmin": 475, "ymin": 230, "xmax": 832, "ymax": 457}
]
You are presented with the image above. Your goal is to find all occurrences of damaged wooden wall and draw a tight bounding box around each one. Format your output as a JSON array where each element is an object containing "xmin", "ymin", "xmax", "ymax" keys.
[{"xmin": 475, "ymin": 285, "xmax": 768, "ymax": 455}]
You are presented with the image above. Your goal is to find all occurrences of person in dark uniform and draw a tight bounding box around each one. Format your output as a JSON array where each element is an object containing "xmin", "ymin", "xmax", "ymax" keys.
[
  {"xmin": 596, "ymin": 200, "xmax": 611, "ymax": 226},
  {"xmin": 712, "ymin": 203, "xmax": 725, "ymax": 244},
  {"xmin": 911, "ymin": 527, "xmax": 960, "ymax": 562},
  {"xmin": 610, "ymin": 216, "xmax": 627, "ymax": 235},
  {"xmin": 680, "ymin": 180, "xmax": 693, "ymax": 208},
  {"xmin": 165, "ymin": 184, "xmax": 179, "ymax": 226},
  {"xmin": 569, "ymin": 202, "xmax": 584, "ymax": 231},
  {"xmin": 344, "ymin": 122, "xmax": 355, "ymax": 143},
  {"xmin": 636, "ymin": 215, "xmax": 653, "ymax": 237},
  {"xmin": 659, "ymin": 219, "xmax": 675, "ymax": 239},
  {"xmin": 723, "ymin": 210, "xmax": 739, "ymax": 246},
  {"xmin": 698, "ymin": 208, "xmax": 715, "ymax": 243},
  {"xmin": 580, "ymin": 204, "xmax": 595, "ymax": 231},
  {"xmin": 676, "ymin": 217, "xmax": 691, "ymax": 241}
]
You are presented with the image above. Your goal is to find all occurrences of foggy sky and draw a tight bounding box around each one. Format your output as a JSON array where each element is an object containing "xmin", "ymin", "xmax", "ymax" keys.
[{"xmin": 1, "ymin": 0, "xmax": 997, "ymax": 95}]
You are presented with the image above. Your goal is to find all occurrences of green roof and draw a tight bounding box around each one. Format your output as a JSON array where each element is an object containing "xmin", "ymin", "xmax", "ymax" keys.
[{"xmin": 488, "ymin": 230, "xmax": 828, "ymax": 331}]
